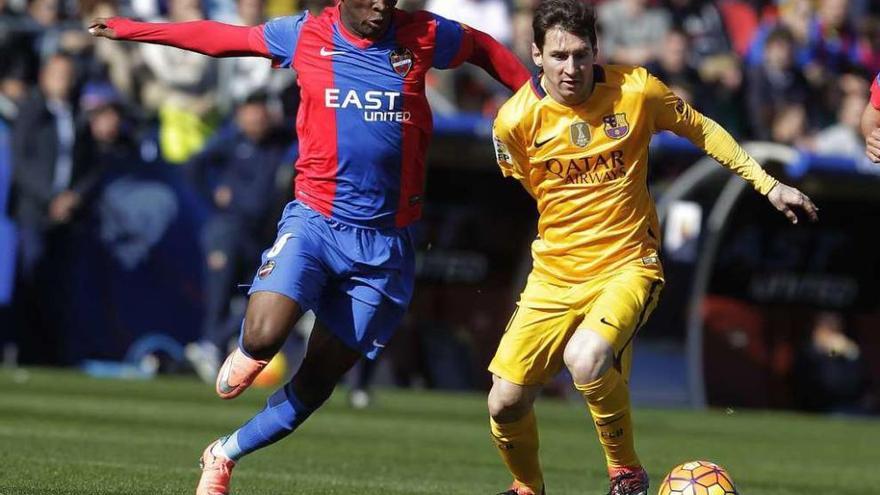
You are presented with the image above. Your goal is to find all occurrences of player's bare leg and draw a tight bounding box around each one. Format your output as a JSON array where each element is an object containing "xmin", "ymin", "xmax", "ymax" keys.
[
  {"xmin": 216, "ymin": 291, "xmax": 303, "ymax": 399},
  {"xmin": 198, "ymin": 320, "xmax": 361, "ymax": 495},
  {"xmin": 488, "ymin": 376, "xmax": 544, "ymax": 495},
  {"xmin": 289, "ymin": 320, "xmax": 362, "ymax": 407},
  {"xmin": 565, "ymin": 329, "xmax": 648, "ymax": 495}
]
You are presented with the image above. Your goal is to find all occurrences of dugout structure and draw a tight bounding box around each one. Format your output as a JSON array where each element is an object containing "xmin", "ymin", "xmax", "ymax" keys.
[{"xmin": 657, "ymin": 143, "xmax": 880, "ymax": 411}]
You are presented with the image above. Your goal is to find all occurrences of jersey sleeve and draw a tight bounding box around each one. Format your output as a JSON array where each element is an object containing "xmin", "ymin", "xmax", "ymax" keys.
[
  {"xmin": 261, "ymin": 12, "xmax": 309, "ymax": 69},
  {"xmin": 646, "ymin": 72, "xmax": 778, "ymax": 195},
  {"xmin": 871, "ymin": 73, "xmax": 880, "ymax": 110},
  {"xmin": 492, "ymin": 113, "xmax": 530, "ymax": 183},
  {"xmin": 429, "ymin": 13, "xmax": 473, "ymax": 69}
]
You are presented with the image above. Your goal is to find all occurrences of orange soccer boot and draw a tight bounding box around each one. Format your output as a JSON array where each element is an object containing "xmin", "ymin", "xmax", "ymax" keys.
[
  {"xmin": 195, "ymin": 440, "xmax": 235, "ymax": 495},
  {"xmin": 215, "ymin": 348, "xmax": 268, "ymax": 399}
]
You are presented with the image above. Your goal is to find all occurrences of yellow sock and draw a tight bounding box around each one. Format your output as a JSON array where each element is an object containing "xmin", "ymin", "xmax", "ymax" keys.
[
  {"xmin": 575, "ymin": 368, "xmax": 640, "ymax": 469},
  {"xmin": 489, "ymin": 409, "xmax": 543, "ymax": 493}
]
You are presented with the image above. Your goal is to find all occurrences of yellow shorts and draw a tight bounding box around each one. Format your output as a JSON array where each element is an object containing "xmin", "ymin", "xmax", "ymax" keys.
[{"xmin": 488, "ymin": 261, "xmax": 664, "ymax": 386}]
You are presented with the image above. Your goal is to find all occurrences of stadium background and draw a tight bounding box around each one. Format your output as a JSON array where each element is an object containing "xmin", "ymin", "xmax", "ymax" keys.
[{"xmin": 1, "ymin": 0, "xmax": 880, "ymax": 416}]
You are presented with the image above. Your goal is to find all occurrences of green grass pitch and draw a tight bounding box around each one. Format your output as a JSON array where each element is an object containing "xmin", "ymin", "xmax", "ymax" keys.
[{"xmin": 1, "ymin": 368, "xmax": 877, "ymax": 494}]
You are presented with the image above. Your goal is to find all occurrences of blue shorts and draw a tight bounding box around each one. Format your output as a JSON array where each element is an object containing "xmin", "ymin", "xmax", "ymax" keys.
[{"xmin": 249, "ymin": 201, "xmax": 415, "ymax": 359}]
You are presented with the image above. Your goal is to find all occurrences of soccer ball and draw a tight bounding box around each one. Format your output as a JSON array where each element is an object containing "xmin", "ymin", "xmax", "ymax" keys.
[
  {"xmin": 658, "ymin": 460, "xmax": 738, "ymax": 495},
  {"xmin": 252, "ymin": 352, "xmax": 288, "ymax": 388}
]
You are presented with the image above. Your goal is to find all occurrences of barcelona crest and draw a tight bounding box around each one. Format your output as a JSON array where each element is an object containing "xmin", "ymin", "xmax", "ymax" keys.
[
  {"xmin": 569, "ymin": 121, "xmax": 591, "ymax": 147},
  {"xmin": 389, "ymin": 47, "xmax": 414, "ymax": 77},
  {"xmin": 603, "ymin": 113, "xmax": 629, "ymax": 139}
]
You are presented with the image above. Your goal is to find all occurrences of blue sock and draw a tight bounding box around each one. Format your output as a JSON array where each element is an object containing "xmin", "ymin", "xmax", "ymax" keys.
[{"xmin": 220, "ymin": 382, "xmax": 316, "ymax": 460}]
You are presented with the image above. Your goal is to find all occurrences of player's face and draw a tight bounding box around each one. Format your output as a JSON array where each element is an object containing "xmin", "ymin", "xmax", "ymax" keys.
[
  {"xmin": 339, "ymin": 0, "xmax": 397, "ymax": 40},
  {"xmin": 533, "ymin": 27, "xmax": 596, "ymax": 106}
]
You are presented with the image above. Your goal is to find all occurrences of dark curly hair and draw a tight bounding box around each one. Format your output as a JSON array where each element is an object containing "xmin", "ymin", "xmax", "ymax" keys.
[{"xmin": 532, "ymin": 0, "xmax": 598, "ymax": 51}]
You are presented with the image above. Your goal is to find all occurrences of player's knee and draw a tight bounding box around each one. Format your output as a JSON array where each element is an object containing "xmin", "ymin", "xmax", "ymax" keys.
[
  {"xmin": 488, "ymin": 383, "xmax": 531, "ymax": 423},
  {"xmin": 241, "ymin": 315, "xmax": 284, "ymax": 359},
  {"xmin": 564, "ymin": 334, "xmax": 613, "ymax": 384}
]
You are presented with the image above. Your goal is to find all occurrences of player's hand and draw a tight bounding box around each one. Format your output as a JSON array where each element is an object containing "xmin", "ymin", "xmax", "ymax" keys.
[
  {"xmin": 767, "ymin": 183, "xmax": 818, "ymax": 225},
  {"xmin": 88, "ymin": 18, "xmax": 118, "ymax": 39},
  {"xmin": 865, "ymin": 128, "xmax": 880, "ymax": 163}
]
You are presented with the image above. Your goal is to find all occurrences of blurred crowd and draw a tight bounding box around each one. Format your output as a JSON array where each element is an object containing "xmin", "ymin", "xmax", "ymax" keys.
[
  {"xmin": 2, "ymin": 0, "xmax": 880, "ymax": 366},
  {"xmin": 2, "ymin": 0, "xmax": 879, "ymax": 161}
]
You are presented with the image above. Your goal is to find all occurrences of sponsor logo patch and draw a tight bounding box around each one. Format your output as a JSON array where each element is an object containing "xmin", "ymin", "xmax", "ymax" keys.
[{"xmin": 493, "ymin": 133, "xmax": 511, "ymax": 163}]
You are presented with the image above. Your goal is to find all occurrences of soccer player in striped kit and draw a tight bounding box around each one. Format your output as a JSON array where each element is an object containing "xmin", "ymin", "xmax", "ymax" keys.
[{"xmin": 90, "ymin": 2, "xmax": 529, "ymax": 493}]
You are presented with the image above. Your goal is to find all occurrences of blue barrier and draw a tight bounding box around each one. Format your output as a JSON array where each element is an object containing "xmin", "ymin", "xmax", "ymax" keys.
[{"xmin": 788, "ymin": 151, "xmax": 880, "ymax": 179}]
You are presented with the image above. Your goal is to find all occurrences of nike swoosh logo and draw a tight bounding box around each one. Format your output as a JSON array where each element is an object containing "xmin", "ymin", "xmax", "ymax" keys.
[
  {"xmin": 217, "ymin": 363, "xmax": 236, "ymax": 394},
  {"xmin": 534, "ymin": 135, "xmax": 555, "ymax": 148},
  {"xmin": 595, "ymin": 413, "xmax": 625, "ymax": 427},
  {"xmin": 372, "ymin": 340, "xmax": 386, "ymax": 348},
  {"xmin": 320, "ymin": 47, "xmax": 346, "ymax": 57},
  {"xmin": 600, "ymin": 317, "xmax": 619, "ymax": 329}
]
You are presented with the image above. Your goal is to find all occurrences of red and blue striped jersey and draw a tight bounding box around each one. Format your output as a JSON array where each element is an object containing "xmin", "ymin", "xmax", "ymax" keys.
[{"xmin": 258, "ymin": 7, "xmax": 476, "ymax": 229}]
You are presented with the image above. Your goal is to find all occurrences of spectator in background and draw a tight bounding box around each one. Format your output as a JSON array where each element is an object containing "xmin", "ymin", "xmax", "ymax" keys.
[
  {"xmin": 598, "ymin": 0, "xmax": 670, "ymax": 66},
  {"xmin": 746, "ymin": 27, "xmax": 811, "ymax": 141},
  {"xmin": 425, "ymin": 0, "xmax": 515, "ymax": 116},
  {"xmin": 1, "ymin": 0, "xmax": 39, "ymax": 119},
  {"xmin": 10, "ymin": 54, "xmax": 92, "ymax": 362},
  {"xmin": 425, "ymin": 0, "xmax": 512, "ymax": 46},
  {"xmin": 698, "ymin": 52, "xmax": 749, "ymax": 138},
  {"xmin": 74, "ymin": 81, "xmax": 141, "ymax": 180},
  {"xmin": 184, "ymin": 92, "xmax": 292, "ymax": 384},
  {"xmin": 811, "ymin": 0, "xmax": 861, "ymax": 75},
  {"xmin": 139, "ymin": 0, "xmax": 220, "ymax": 164},
  {"xmin": 77, "ymin": 0, "xmax": 140, "ymax": 103},
  {"xmin": 793, "ymin": 312, "xmax": 869, "ymax": 413},
  {"xmin": 646, "ymin": 28, "xmax": 705, "ymax": 107},
  {"xmin": 811, "ymin": 78, "xmax": 868, "ymax": 158},
  {"xmin": 216, "ymin": 0, "xmax": 296, "ymax": 114},
  {"xmin": 24, "ymin": 0, "xmax": 91, "ymax": 64},
  {"xmin": 663, "ymin": 0, "xmax": 732, "ymax": 66},
  {"xmin": 854, "ymin": 16, "xmax": 880, "ymax": 75},
  {"xmin": 745, "ymin": 0, "xmax": 814, "ymax": 68}
]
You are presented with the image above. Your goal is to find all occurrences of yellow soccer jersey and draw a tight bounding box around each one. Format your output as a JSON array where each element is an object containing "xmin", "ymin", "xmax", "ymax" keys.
[{"xmin": 493, "ymin": 65, "xmax": 778, "ymax": 283}]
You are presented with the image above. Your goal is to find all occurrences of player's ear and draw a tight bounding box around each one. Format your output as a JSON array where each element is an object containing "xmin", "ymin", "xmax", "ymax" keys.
[{"xmin": 531, "ymin": 42, "xmax": 542, "ymax": 70}]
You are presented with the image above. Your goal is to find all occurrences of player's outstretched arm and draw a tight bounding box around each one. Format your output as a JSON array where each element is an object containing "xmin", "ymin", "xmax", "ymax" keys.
[
  {"xmin": 467, "ymin": 29, "xmax": 531, "ymax": 92},
  {"xmin": 766, "ymin": 182, "xmax": 819, "ymax": 225},
  {"xmin": 88, "ymin": 17, "xmax": 271, "ymax": 58}
]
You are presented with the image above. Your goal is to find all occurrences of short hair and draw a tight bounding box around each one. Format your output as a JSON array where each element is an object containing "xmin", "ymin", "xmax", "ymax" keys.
[
  {"xmin": 533, "ymin": 0, "xmax": 597, "ymax": 52},
  {"xmin": 765, "ymin": 26, "xmax": 794, "ymax": 47}
]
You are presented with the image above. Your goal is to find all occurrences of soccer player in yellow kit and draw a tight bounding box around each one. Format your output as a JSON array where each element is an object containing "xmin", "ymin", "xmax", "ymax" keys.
[{"xmin": 486, "ymin": 2, "xmax": 819, "ymax": 495}]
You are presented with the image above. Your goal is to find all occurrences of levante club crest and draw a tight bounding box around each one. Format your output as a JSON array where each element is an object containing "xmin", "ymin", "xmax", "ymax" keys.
[
  {"xmin": 603, "ymin": 113, "xmax": 629, "ymax": 139},
  {"xmin": 390, "ymin": 47, "xmax": 414, "ymax": 77}
]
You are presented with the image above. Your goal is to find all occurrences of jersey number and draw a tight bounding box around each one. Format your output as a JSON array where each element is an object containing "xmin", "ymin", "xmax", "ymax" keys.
[{"xmin": 267, "ymin": 233, "xmax": 293, "ymax": 259}]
